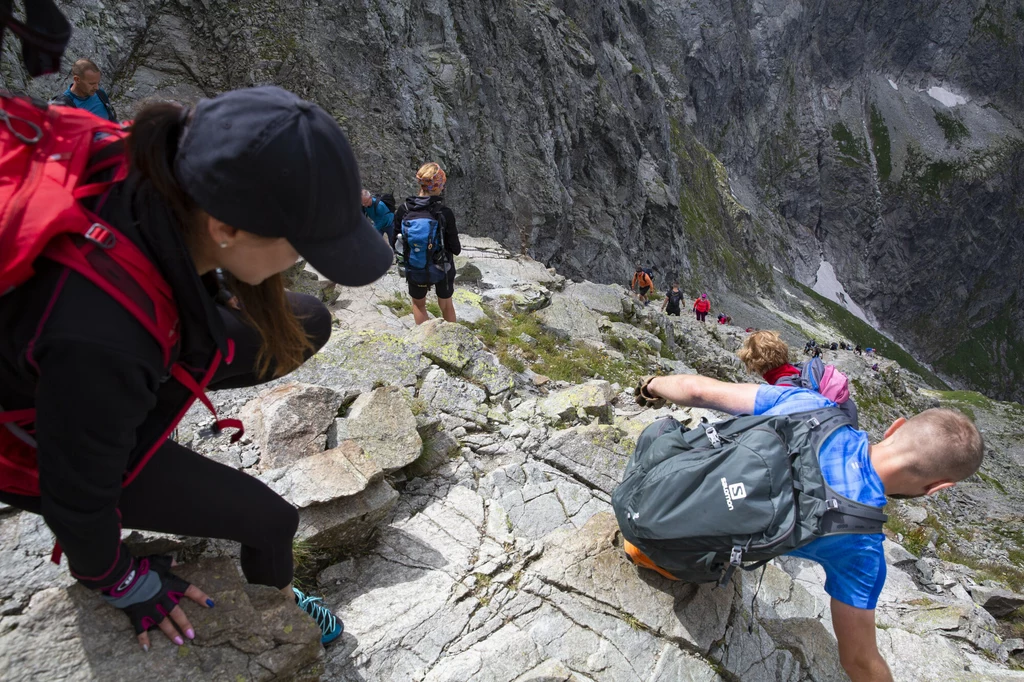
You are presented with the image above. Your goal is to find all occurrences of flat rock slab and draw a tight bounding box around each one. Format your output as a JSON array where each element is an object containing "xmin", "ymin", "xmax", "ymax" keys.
[
  {"xmin": 537, "ymin": 424, "xmax": 632, "ymax": 496},
  {"xmin": 346, "ymin": 387, "xmax": 423, "ymax": 473},
  {"xmin": 0, "ymin": 558, "xmax": 323, "ymax": 682},
  {"xmin": 407, "ymin": 319, "xmax": 486, "ymax": 372},
  {"xmin": 536, "ymin": 294, "xmax": 602, "ymax": 342},
  {"xmin": 538, "ymin": 380, "xmax": 616, "ymax": 425},
  {"xmin": 266, "ymin": 441, "xmax": 382, "ymax": 508},
  {"xmin": 289, "ymin": 329, "xmax": 431, "ymax": 396},
  {"xmin": 562, "ymin": 281, "xmax": 627, "ymax": 316}
]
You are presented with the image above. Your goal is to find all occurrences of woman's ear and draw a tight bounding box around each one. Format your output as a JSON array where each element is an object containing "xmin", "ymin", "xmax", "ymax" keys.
[{"xmin": 206, "ymin": 215, "xmax": 240, "ymax": 247}]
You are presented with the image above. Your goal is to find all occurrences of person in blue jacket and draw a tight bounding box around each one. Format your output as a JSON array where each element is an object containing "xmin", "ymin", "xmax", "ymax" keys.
[{"xmin": 361, "ymin": 189, "xmax": 395, "ymax": 247}]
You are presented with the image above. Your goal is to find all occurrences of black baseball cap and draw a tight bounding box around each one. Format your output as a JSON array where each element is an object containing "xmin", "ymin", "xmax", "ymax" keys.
[{"xmin": 174, "ymin": 86, "xmax": 392, "ymax": 287}]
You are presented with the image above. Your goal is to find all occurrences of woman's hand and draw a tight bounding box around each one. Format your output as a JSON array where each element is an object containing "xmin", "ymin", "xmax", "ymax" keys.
[
  {"xmin": 136, "ymin": 581, "xmax": 214, "ymax": 651},
  {"xmin": 101, "ymin": 555, "xmax": 214, "ymax": 650}
]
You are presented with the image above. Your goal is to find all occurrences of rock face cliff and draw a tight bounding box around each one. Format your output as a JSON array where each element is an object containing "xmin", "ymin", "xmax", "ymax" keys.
[{"xmin": 2, "ymin": 0, "xmax": 1021, "ymax": 402}]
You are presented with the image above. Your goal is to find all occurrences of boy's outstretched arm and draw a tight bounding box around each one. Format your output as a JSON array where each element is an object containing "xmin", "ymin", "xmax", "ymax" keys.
[{"xmin": 645, "ymin": 375, "xmax": 759, "ymax": 415}]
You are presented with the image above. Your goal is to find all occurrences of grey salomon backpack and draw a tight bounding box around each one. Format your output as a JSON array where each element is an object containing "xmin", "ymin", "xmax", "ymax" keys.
[{"xmin": 612, "ymin": 408, "xmax": 887, "ymax": 586}]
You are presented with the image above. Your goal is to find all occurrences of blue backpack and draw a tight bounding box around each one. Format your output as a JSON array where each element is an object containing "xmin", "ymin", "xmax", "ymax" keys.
[{"xmin": 400, "ymin": 202, "xmax": 448, "ymax": 284}]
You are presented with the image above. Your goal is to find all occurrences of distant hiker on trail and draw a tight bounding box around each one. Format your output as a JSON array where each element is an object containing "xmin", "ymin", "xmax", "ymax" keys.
[
  {"xmin": 627, "ymin": 373, "xmax": 983, "ymax": 682},
  {"xmin": 361, "ymin": 189, "xmax": 395, "ymax": 247},
  {"xmin": 692, "ymin": 293, "xmax": 710, "ymax": 322},
  {"xmin": 631, "ymin": 266, "xmax": 653, "ymax": 306},
  {"xmin": 51, "ymin": 58, "xmax": 117, "ymax": 121},
  {"xmin": 855, "ymin": 344, "xmax": 863, "ymax": 355},
  {"xmin": 661, "ymin": 283, "xmax": 683, "ymax": 316},
  {"xmin": 394, "ymin": 162, "xmax": 461, "ymax": 325},
  {"xmin": 830, "ymin": 342, "xmax": 838, "ymax": 351},
  {"xmin": 717, "ymin": 313, "xmax": 731, "ymax": 325},
  {"xmin": 0, "ymin": 86, "xmax": 394, "ymax": 651}
]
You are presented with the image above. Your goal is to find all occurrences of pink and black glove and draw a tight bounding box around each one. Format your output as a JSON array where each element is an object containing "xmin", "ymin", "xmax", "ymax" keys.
[{"xmin": 101, "ymin": 555, "xmax": 192, "ymax": 634}]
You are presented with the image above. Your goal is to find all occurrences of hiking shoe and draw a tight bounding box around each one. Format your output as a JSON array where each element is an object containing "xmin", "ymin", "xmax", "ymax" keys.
[{"xmin": 293, "ymin": 587, "xmax": 344, "ymax": 645}]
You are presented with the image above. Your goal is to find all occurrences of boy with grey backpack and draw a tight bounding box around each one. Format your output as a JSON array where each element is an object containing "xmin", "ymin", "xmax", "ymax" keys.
[{"xmin": 620, "ymin": 372, "xmax": 983, "ymax": 682}]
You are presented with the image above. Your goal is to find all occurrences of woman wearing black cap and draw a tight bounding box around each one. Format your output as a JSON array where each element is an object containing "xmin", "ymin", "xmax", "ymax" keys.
[{"xmin": 0, "ymin": 86, "xmax": 393, "ymax": 650}]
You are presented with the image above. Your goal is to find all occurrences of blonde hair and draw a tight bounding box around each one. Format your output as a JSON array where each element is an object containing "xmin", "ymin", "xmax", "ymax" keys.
[
  {"xmin": 895, "ymin": 408, "xmax": 984, "ymax": 482},
  {"xmin": 416, "ymin": 162, "xmax": 447, "ymax": 195},
  {"xmin": 737, "ymin": 330, "xmax": 791, "ymax": 375}
]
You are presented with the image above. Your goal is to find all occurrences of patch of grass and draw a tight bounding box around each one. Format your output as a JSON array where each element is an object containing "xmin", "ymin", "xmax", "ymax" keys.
[
  {"xmin": 934, "ymin": 111, "xmax": 970, "ymax": 146},
  {"xmin": 976, "ymin": 470, "xmax": 1007, "ymax": 494},
  {"xmin": 621, "ymin": 613, "xmax": 648, "ymax": 631},
  {"xmin": 901, "ymin": 144, "xmax": 962, "ymax": 198},
  {"xmin": 381, "ymin": 292, "xmax": 413, "ymax": 317},
  {"xmin": 869, "ymin": 104, "xmax": 892, "ymax": 182},
  {"xmin": 655, "ymin": 327, "xmax": 675, "ymax": 359},
  {"xmin": 788, "ymin": 278, "xmax": 948, "ymax": 388},
  {"xmin": 933, "ymin": 293, "xmax": 1024, "ymax": 402},
  {"xmin": 831, "ymin": 122, "xmax": 867, "ymax": 161},
  {"xmin": 938, "ymin": 546, "xmax": 1024, "ymax": 593},
  {"xmin": 466, "ymin": 307, "xmax": 655, "ymax": 386},
  {"xmin": 884, "ymin": 514, "xmax": 930, "ymax": 557},
  {"xmin": 426, "ymin": 301, "xmax": 442, "ymax": 318},
  {"xmin": 409, "ymin": 397, "xmax": 429, "ymax": 416}
]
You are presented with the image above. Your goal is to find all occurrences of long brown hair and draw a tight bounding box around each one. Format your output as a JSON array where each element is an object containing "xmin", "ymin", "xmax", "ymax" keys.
[{"xmin": 127, "ymin": 101, "xmax": 313, "ymax": 378}]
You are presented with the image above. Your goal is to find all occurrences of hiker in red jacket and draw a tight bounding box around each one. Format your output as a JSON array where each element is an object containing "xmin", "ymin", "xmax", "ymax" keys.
[
  {"xmin": 0, "ymin": 87, "xmax": 393, "ymax": 651},
  {"xmin": 693, "ymin": 292, "xmax": 711, "ymax": 322}
]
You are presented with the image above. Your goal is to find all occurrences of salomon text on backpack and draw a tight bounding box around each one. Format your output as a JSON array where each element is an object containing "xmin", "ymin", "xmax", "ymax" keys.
[
  {"xmin": 611, "ymin": 408, "xmax": 886, "ymax": 586},
  {"xmin": 400, "ymin": 202, "xmax": 448, "ymax": 284}
]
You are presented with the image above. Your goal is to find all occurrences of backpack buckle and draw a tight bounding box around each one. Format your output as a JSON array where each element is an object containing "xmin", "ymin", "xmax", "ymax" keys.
[
  {"xmin": 806, "ymin": 416, "xmax": 821, "ymax": 429},
  {"xmin": 825, "ymin": 498, "xmax": 840, "ymax": 511},
  {"xmin": 85, "ymin": 223, "xmax": 116, "ymax": 249},
  {"xmin": 703, "ymin": 425, "xmax": 721, "ymax": 447},
  {"xmin": 729, "ymin": 546, "xmax": 743, "ymax": 566}
]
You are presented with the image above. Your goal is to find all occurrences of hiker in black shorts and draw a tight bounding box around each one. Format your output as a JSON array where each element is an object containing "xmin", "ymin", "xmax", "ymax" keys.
[
  {"xmin": 394, "ymin": 162, "xmax": 461, "ymax": 325},
  {"xmin": 631, "ymin": 266, "xmax": 653, "ymax": 306},
  {"xmin": 661, "ymin": 283, "xmax": 683, "ymax": 316},
  {"xmin": 0, "ymin": 87, "xmax": 393, "ymax": 651}
]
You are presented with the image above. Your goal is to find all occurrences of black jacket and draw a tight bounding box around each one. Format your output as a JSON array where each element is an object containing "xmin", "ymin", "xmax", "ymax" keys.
[
  {"xmin": 0, "ymin": 168, "xmax": 228, "ymax": 589},
  {"xmin": 52, "ymin": 87, "xmax": 117, "ymax": 122},
  {"xmin": 393, "ymin": 195, "xmax": 461, "ymax": 263}
]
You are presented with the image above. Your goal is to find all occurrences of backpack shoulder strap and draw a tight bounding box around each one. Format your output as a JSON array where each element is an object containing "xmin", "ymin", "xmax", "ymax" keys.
[{"xmin": 793, "ymin": 407, "xmax": 888, "ymax": 534}]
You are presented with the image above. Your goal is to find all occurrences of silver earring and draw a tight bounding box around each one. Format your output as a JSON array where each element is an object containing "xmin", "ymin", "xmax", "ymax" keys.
[{"xmin": 219, "ymin": 242, "xmax": 228, "ymax": 249}]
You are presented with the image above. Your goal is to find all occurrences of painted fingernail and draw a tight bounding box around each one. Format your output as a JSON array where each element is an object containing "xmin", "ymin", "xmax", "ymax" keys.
[
  {"xmin": 142, "ymin": 644, "xmax": 149, "ymax": 652},
  {"xmin": 174, "ymin": 636, "xmax": 184, "ymax": 646},
  {"xmin": 186, "ymin": 628, "xmax": 195, "ymax": 640},
  {"xmin": 206, "ymin": 598, "xmax": 215, "ymax": 608}
]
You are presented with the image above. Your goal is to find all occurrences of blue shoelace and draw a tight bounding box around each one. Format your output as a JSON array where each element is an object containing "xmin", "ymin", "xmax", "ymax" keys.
[{"xmin": 293, "ymin": 588, "xmax": 339, "ymax": 636}]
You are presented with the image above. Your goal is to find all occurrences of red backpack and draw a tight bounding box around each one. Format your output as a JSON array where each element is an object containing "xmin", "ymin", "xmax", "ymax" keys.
[{"xmin": 0, "ymin": 93, "xmax": 241, "ymax": 518}]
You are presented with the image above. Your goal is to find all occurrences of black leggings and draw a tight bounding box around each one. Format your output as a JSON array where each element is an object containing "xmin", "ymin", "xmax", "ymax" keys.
[
  {"xmin": 695, "ymin": 311, "xmax": 707, "ymax": 322},
  {"xmin": 5, "ymin": 292, "xmax": 332, "ymax": 589}
]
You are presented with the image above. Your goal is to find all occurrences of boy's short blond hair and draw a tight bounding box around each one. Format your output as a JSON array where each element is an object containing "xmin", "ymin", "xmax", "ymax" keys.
[{"xmin": 737, "ymin": 330, "xmax": 791, "ymax": 375}]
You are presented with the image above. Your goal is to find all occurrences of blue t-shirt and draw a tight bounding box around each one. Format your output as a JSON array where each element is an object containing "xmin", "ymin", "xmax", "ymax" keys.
[
  {"xmin": 753, "ymin": 385, "xmax": 888, "ymax": 610},
  {"xmin": 64, "ymin": 87, "xmax": 110, "ymax": 120}
]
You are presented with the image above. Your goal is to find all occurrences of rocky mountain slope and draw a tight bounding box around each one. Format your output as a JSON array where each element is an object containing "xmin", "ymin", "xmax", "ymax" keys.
[
  {"xmin": 3, "ymin": 238, "xmax": 1024, "ymax": 681},
  {"xmin": 2, "ymin": 0, "xmax": 1021, "ymax": 401}
]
